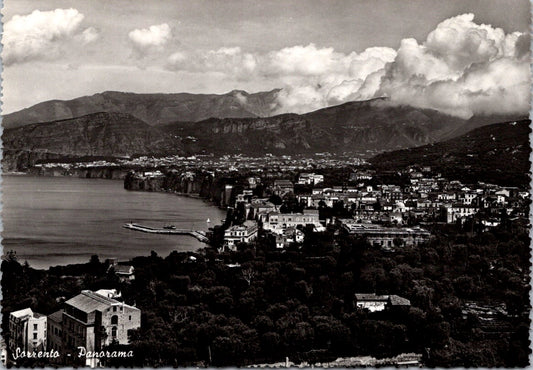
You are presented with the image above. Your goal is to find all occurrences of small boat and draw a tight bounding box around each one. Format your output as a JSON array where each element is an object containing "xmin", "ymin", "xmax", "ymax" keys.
[
  {"xmin": 206, "ymin": 218, "xmax": 211, "ymax": 223},
  {"xmin": 163, "ymin": 224, "xmax": 176, "ymax": 230}
]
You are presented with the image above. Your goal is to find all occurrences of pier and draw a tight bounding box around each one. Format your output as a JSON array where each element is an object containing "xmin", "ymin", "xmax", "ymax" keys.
[{"xmin": 123, "ymin": 223, "xmax": 210, "ymax": 243}]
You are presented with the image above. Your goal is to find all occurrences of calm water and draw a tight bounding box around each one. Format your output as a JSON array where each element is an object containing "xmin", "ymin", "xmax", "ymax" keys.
[{"xmin": 1, "ymin": 175, "xmax": 226, "ymax": 269}]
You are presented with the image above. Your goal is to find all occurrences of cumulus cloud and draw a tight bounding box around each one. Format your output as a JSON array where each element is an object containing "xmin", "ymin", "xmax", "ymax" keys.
[
  {"xmin": 272, "ymin": 14, "xmax": 530, "ymax": 117},
  {"xmin": 166, "ymin": 43, "xmax": 396, "ymax": 111},
  {"xmin": 80, "ymin": 27, "xmax": 100, "ymax": 44},
  {"xmin": 375, "ymin": 13, "xmax": 531, "ymax": 118},
  {"xmin": 128, "ymin": 23, "xmax": 173, "ymax": 57},
  {"xmin": 2, "ymin": 8, "xmax": 99, "ymax": 66},
  {"xmin": 164, "ymin": 13, "xmax": 529, "ymax": 118}
]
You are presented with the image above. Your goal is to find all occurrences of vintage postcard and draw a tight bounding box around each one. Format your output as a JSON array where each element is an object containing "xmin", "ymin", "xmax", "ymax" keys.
[{"xmin": 0, "ymin": 0, "xmax": 531, "ymax": 367}]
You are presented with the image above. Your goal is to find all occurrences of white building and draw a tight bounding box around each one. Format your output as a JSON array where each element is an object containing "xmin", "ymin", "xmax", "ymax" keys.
[
  {"xmin": 298, "ymin": 173, "xmax": 324, "ymax": 185},
  {"xmin": 263, "ymin": 210, "xmax": 324, "ymax": 233},
  {"xmin": 441, "ymin": 204, "xmax": 479, "ymax": 223},
  {"xmin": 61, "ymin": 290, "xmax": 141, "ymax": 367},
  {"xmin": 355, "ymin": 294, "xmax": 411, "ymax": 312},
  {"xmin": 339, "ymin": 220, "xmax": 430, "ymax": 249},
  {"xmin": 9, "ymin": 308, "xmax": 47, "ymax": 353},
  {"xmin": 223, "ymin": 221, "xmax": 259, "ymax": 251}
]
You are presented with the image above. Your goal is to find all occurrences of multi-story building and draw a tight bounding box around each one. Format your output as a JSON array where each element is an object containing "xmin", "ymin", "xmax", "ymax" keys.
[
  {"xmin": 223, "ymin": 221, "xmax": 259, "ymax": 251},
  {"xmin": 441, "ymin": 204, "xmax": 479, "ymax": 223},
  {"xmin": 339, "ymin": 220, "xmax": 430, "ymax": 249},
  {"xmin": 60, "ymin": 290, "xmax": 141, "ymax": 366},
  {"xmin": 0, "ymin": 339, "xmax": 7, "ymax": 367},
  {"xmin": 273, "ymin": 180, "xmax": 294, "ymax": 196},
  {"xmin": 297, "ymin": 173, "xmax": 324, "ymax": 185},
  {"xmin": 9, "ymin": 308, "xmax": 47, "ymax": 353},
  {"xmin": 263, "ymin": 210, "xmax": 324, "ymax": 233},
  {"xmin": 46, "ymin": 310, "xmax": 63, "ymax": 363}
]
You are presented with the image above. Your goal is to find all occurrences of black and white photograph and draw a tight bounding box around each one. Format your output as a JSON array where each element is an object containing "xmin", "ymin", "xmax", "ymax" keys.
[{"xmin": 0, "ymin": 0, "xmax": 531, "ymax": 367}]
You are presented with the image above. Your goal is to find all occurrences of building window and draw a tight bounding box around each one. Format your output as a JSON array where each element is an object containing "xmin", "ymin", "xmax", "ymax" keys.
[
  {"xmin": 113, "ymin": 306, "xmax": 117, "ymax": 312},
  {"xmin": 129, "ymin": 315, "xmax": 131, "ymax": 321},
  {"xmin": 33, "ymin": 324, "xmax": 38, "ymax": 330},
  {"xmin": 111, "ymin": 315, "xmax": 118, "ymax": 325},
  {"xmin": 33, "ymin": 333, "xmax": 37, "ymax": 340},
  {"xmin": 111, "ymin": 327, "xmax": 117, "ymax": 338}
]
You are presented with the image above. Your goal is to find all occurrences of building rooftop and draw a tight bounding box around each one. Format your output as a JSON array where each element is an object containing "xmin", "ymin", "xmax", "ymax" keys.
[
  {"xmin": 113, "ymin": 265, "xmax": 134, "ymax": 275},
  {"xmin": 65, "ymin": 290, "xmax": 118, "ymax": 313},
  {"xmin": 389, "ymin": 295, "xmax": 411, "ymax": 306},
  {"xmin": 48, "ymin": 309, "xmax": 64, "ymax": 323},
  {"xmin": 10, "ymin": 308, "xmax": 34, "ymax": 319},
  {"xmin": 355, "ymin": 293, "xmax": 389, "ymax": 302}
]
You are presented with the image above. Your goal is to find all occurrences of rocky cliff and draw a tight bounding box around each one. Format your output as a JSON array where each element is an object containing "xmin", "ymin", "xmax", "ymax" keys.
[{"xmin": 124, "ymin": 170, "xmax": 229, "ymax": 207}]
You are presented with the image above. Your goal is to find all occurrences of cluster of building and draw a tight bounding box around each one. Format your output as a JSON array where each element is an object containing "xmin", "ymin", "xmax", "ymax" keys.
[
  {"xmin": 7, "ymin": 289, "xmax": 141, "ymax": 367},
  {"xmin": 220, "ymin": 167, "xmax": 528, "ymax": 251},
  {"xmin": 32, "ymin": 153, "xmax": 366, "ymax": 176},
  {"xmin": 297, "ymin": 168, "xmax": 528, "ymax": 226},
  {"xmin": 222, "ymin": 192, "xmax": 327, "ymax": 250}
]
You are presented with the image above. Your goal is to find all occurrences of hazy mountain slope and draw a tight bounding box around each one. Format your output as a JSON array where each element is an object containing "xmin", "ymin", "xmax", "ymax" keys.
[
  {"xmin": 3, "ymin": 96, "xmax": 527, "ymax": 173},
  {"xmin": 370, "ymin": 119, "xmax": 531, "ymax": 186},
  {"xmin": 2, "ymin": 112, "xmax": 181, "ymax": 171},
  {"xmin": 3, "ymin": 89, "xmax": 281, "ymax": 129},
  {"xmin": 163, "ymin": 98, "xmax": 519, "ymax": 155}
]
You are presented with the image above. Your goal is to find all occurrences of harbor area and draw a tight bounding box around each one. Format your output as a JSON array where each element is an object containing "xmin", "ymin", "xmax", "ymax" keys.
[{"xmin": 123, "ymin": 223, "xmax": 210, "ymax": 243}]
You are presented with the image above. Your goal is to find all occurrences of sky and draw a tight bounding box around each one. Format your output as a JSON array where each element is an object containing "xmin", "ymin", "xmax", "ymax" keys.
[{"xmin": 1, "ymin": 0, "xmax": 531, "ymax": 117}]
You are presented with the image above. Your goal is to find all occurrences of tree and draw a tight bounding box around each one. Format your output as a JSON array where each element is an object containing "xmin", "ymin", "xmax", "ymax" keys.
[{"xmin": 242, "ymin": 268, "xmax": 255, "ymax": 286}]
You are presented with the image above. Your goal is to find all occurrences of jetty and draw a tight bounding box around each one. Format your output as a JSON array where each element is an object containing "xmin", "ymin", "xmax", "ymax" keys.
[{"xmin": 123, "ymin": 223, "xmax": 210, "ymax": 243}]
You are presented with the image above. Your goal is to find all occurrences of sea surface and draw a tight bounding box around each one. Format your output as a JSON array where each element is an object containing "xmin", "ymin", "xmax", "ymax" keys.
[{"xmin": 1, "ymin": 175, "xmax": 226, "ymax": 269}]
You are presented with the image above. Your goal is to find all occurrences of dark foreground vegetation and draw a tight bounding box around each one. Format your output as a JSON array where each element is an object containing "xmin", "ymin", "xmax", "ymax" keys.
[{"xmin": 2, "ymin": 220, "xmax": 530, "ymax": 367}]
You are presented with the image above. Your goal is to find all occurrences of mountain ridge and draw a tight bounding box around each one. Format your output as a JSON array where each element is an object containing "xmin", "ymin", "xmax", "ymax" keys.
[
  {"xmin": 3, "ymin": 89, "xmax": 282, "ymax": 129},
  {"xmin": 2, "ymin": 111, "xmax": 182, "ymax": 171},
  {"xmin": 162, "ymin": 98, "xmax": 524, "ymax": 155},
  {"xmin": 2, "ymin": 96, "xmax": 527, "ymax": 172}
]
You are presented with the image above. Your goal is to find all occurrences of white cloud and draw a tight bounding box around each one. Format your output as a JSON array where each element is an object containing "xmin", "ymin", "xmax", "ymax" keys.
[
  {"xmin": 375, "ymin": 13, "xmax": 531, "ymax": 118},
  {"xmin": 2, "ymin": 8, "xmax": 98, "ymax": 66},
  {"xmin": 166, "ymin": 43, "xmax": 396, "ymax": 113},
  {"xmin": 128, "ymin": 23, "xmax": 172, "ymax": 57},
  {"xmin": 80, "ymin": 27, "xmax": 100, "ymax": 44},
  {"xmin": 164, "ymin": 13, "xmax": 529, "ymax": 118}
]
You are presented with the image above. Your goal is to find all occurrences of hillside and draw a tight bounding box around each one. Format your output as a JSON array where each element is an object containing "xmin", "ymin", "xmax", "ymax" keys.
[
  {"xmin": 3, "ymin": 97, "xmax": 527, "ymax": 172},
  {"xmin": 3, "ymin": 89, "xmax": 281, "ymax": 129},
  {"xmin": 2, "ymin": 112, "xmax": 181, "ymax": 171},
  {"xmin": 162, "ymin": 98, "xmax": 521, "ymax": 155},
  {"xmin": 370, "ymin": 119, "xmax": 531, "ymax": 186}
]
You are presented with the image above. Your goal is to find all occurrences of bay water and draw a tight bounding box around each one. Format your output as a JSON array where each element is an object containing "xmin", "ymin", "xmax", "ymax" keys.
[{"xmin": 1, "ymin": 175, "xmax": 226, "ymax": 269}]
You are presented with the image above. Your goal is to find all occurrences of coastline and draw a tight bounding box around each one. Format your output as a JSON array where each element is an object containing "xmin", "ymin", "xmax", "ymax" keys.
[{"xmin": 2, "ymin": 175, "xmax": 226, "ymax": 270}]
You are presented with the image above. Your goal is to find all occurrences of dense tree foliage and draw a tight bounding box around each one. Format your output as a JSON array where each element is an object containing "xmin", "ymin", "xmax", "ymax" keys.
[{"xmin": 2, "ymin": 221, "xmax": 530, "ymax": 367}]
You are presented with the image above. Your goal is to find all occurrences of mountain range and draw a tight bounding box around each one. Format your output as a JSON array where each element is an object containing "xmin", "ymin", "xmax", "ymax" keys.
[
  {"xmin": 3, "ymin": 89, "xmax": 281, "ymax": 129},
  {"xmin": 1, "ymin": 90, "xmax": 528, "ymax": 171}
]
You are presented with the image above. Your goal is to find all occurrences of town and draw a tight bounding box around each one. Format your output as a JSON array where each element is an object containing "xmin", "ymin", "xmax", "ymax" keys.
[
  {"xmin": 3, "ymin": 158, "xmax": 529, "ymax": 367},
  {"xmin": 125, "ymin": 164, "xmax": 529, "ymax": 253}
]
